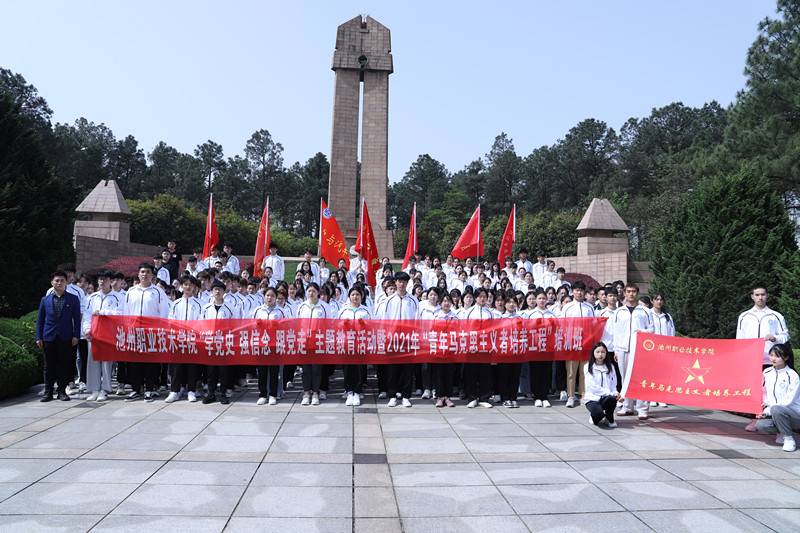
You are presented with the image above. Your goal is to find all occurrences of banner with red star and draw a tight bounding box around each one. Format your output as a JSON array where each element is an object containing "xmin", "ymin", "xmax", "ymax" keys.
[{"xmin": 621, "ymin": 333, "xmax": 764, "ymax": 414}]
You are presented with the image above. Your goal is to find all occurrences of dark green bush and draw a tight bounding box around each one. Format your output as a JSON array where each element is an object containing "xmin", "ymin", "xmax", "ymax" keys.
[
  {"xmin": 0, "ymin": 335, "xmax": 41, "ymax": 399},
  {"xmin": 0, "ymin": 316, "xmax": 42, "ymax": 376}
]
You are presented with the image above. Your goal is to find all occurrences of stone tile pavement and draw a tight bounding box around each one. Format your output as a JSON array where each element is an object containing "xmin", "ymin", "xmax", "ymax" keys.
[{"xmin": 0, "ymin": 377, "xmax": 797, "ymax": 532}]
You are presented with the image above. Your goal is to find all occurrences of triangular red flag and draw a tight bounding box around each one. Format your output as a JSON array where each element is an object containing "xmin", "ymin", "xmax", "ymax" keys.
[
  {"xmin": 402, "ymin": 202, "xmax": 417, "ymax": 270},
  {"xmin": 354, "ymin": 198, "xmax": 380, "ymax": 287},
  {"xmin": 202, "ymin": 193, "xmax": 219, "ymax": 260},
  {"xmin": 451, "ymin": 206, "xmax": 484, "ymax": 260},
  {"xmin": 319, "ymin": 199, "xmax": 350, "ymax": 270},
  {"xmin": 497, "ymin": 205, "xmax": 515, "ymax": 263},
  {"xmin": 253, "ymin": 197, "xmax": 270, "ymax": 277}
]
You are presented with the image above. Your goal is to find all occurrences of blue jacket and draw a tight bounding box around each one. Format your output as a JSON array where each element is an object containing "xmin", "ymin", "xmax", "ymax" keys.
[{"xmin": 36, "ymin": 292, "xmax": 81, "ymax": 342}]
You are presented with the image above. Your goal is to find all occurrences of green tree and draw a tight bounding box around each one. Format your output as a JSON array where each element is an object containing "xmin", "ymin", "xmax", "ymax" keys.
[
  {"xmin": 289, "ymin": 152, "xmax": 330, "ymax": 236},
  {"xmin": 50, "ymin": 118, "xmax": 116, "ymax": 190},
  {"xmin": 194, "ymin": 140, "xmax": 226, "ymax": 194},
  {"xmin": 244, "ymin": 129, "xmax": 286, "ymax": 223},
  {"xmin": 388, "ymin": 154, "xmax": 450, "ymax": 230},
  {"xmin": 483, "ymin": 133, "xmax": 522, "ymax": 219},
  {"xmin": 108, "ymin": 134, "xmax": 147, "ymax": 198},
  {"xmin": 715, "ymin": 0, "xmax": 800, "ymax": 211},
  {"xmin": 0, "ymin": 68, "xmax": 53, "ymax": 145},
  {"xmin": 0, "ymin": 91, "xmax": 79, "ymax": 316},
  {"xmin": 651, "ymin": 168, "xmax": 798, "ymax": 338}
]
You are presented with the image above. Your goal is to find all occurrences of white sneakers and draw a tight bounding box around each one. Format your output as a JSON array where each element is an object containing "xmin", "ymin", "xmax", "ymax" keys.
[
  {"xmin": 783, "ymin": 436, "xmax": 797, "ymax": 452},
  {"xmin": 165, "ymin": 392, "xmax": 180, "ymax": 403},
  {"xmin": 566, "ymin": 396, "xmax": 576, "ymax": 408},
  {"xmin": 345, "ymin": 392, "xmax": 361, "ymax": 406},
  {"xmin": 542, "ymin": 400, "xmax": 551, "ymax": 408},
  {"xmin": 421, "ymin": 389, "xmax": 432, "ymax": 399},
  {"xmin": 478, "ymin": 402, "xmax": 493, "ymax": 408},
  {"xmin": 257, "ymin": 397, "xmax": 268, "ymax": 405},
  {"xmin": 311, "ymin": 393, "xmax": 320, "ymax": 406},
  {"xmin": 534, "ymin": 399, "xmax": 543, "ymax": 407},
  {"xmin": 387, "ymin": 397, "xmax": 398, "ymax": 407},
  {"xmin": 268, "ymin": 396, "xmax": 277, "ymax": 405},
  {"xmin": 301, "ymin": 393, "xmax": 311, "ymax": 406},
  {"xmin": 85, "ymin": 391, "xmax": 99, "ymax": 402},
  {"xmin": 256, "ymin": 396, "xmax": 278, "ymax": 406},
  {"xmin": 559, "ymin": 391, "xmax": 568, "ymax": 401},
  {"xmin": 402, "ymin": 398, "xmax": 412, "ymax": 408},
  {"xmin": 617, "ymin": 408, "xmax": 633, "ymax": 416},
  {"xmin": 188, "ymin": 391, "xmax": 197, "ymax": 403},
  {"xmin": 97, "ymin": 391, "xmax": 108, "ymax": 402},
  {"xmin": 638, "ymin": 412, "xmax": 649, "ymax": 420},
  {"xmin": 467, "ymin": 400, "xmax": 478, "ymax": 408},
  {"xmin": 319, "ymin": 392, "xmax": 327, "ymax": 401}
]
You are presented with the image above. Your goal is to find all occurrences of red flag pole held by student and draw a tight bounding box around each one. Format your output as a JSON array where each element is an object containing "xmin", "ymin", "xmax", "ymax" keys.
[
  {"xmin": 253, "ymin": 197, "xmax": 270, "ymax": 277},
  {"xmin": 318, "ymin": 199, "xmax": 349, "ymax": 269},
  {"xmin": 451, "ymin": 205, "xmax": 484, "ymax": 260},
  {"xmin": 497, "ymin": 205, "xmax": 515, "ymax": 263},
  {"xmin": 202, "ymin": 193, "xmax": 219, "ymax": 260},
  {"xmin": 354, "ymin": 198, "xmax": 380, "ymax": 287},
  {"xmin": 402, "ymin": 202, "xmax": 417, "ymax": 270}
]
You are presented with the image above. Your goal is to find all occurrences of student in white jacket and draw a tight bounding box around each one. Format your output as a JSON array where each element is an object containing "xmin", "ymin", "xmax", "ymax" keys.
[
  {"xmin": 613, "ymin": 283, "xmax": 654, "ymax": 420},
  {"xmin": 755, "ymin": 343, "xmax": 800, "ymax": 452},
  {"xmin": 736, "ymin": 284, "xmax": 790, "ymax": 367},
  {"xmin": 584, "ymin": 342, "xmax": 620, "ymax": 427},
  {"xmin": 83, "ymin": 271, "xmax": 123, "ymax": 401}
]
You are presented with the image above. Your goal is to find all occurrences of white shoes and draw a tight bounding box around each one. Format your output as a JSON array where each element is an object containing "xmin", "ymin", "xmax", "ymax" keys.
[
  {"xmin": 86, "ymin": 391, "xmax": 99, "ymax": 402},
  {"xmin": 319, "ymin": 392, "xmax": 327, "ymax": 401},
  {"xmin": 478, "ymin": 402, "xmax": 493, "ymax": 408},
  {"xmin": 165, "ymin": 392, "xmax": 180, "ymax": 403},
  {"xmin": 421, "ymin": 389, "xmax": 431, "ymax": 399},
  {"xmin": 783, "ymin": 436, "xmax": 797, "ymax": 452},
  {"xmin": 467, "ymin": 400, "xmax": 478, "ymax": 408},
  {"xmin": 311, "ymin": 393, "xmax": 320, "ymax": 406},
  {"xmin": 301, "ymin": 393, "xmax": 311, "ymax": 406},
  {"xmin": 257, "ymin": 397, "xmax": 268, "ymax": 405},
  {"xmin": 402, "ymin": 398, "xmax": 412, "ymax": 408},
  {"xmin": 387, "ymin": 397, "xmax": 398, "ymax": 407},
  {"xmin": 607, "ymin": 421, "xmax": 618, "ymax": 428},
  {"xmin": 534, "ymin": 400, "xmax": 543, "ymax": 407},
  {"xmin": 559, "ymin": 391, "xmax": 568, "ymax": 401},
  {"xmin": 351, "ymin": 394, "xmax": 361, "ymax": 407},
  {"xmin": 268, "ymin": 396, "xmax": 277, "ymax": 405},
  {"xmin": 345, "ymin": 392, "xmax": 354, "ymax": 406},
  {"xmin": 566, "ymin": 396, "xmax": 576, "ymax": 408},
  {"xmin": 188, "ymin": 391, "xmax": 197, "ymax": 403},
  {"xmin": 97, "ymin": 391, "xmax": 108, "ymax": 402},
  {"xmin": 542, "ymin": 400, "xmax": 551, "ymax": 408},
  {"xmin": 378, "ymin": 392, "xmax": 388, "ymax": 399},
  {"xmin": 638, "ymin": 412, "xmax": 649, "ymax": 420},
  {"xmin": 649, "ymin": 401, "xmax": 658, "ymax": 408},
  {"xmin": 617, "ymin": 408, "xmax": 632, "ymax": 416}
]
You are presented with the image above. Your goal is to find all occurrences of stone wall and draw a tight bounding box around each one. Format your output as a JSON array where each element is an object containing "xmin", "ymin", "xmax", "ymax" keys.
[{"xmin": 75, "ymin": 235, "xmax": 159, "ymax": 275}]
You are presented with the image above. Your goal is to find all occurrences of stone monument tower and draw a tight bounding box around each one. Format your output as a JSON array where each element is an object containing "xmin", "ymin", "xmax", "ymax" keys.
[{"xmin": 327, "ymin": 15, "xmax": 394, "ymax": 257}]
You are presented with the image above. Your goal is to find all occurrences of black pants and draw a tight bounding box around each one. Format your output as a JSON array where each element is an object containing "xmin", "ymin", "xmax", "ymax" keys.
[
  {"xmin": 497, "ymin": 362, "xmax": 522, "ymax": 402},
  {"xmin": 554, "ymin": 361, "xmax": 566, "ymax": 391},
  {"xmin": 388, "ymin": 364, "xmax": 413, "ymax": 398},
  {"xmin": 435, "ymin": 363, "xmax": 456, "ymax": 398},
  {"xmin": 301, "ymin": 364, "xmax": 322, "ymax": 393},
  {"xmin": 77, "ymin": 339, "xmax": 88, "ymax": 383},
  {"xmin": 586, "ymin": 395, "xmax": 617, "ymax": 425},
  {"xmin": 169, "ymin": 363, "xmax": 199, "ymax": 393},
  {"xmin": 464, "ymin": 363, "xmax": 493, "ymax": 401},
  {"xmin": 43, "ymin": 336, "xmax": 73, "ymax": 393},
  {"xmin": 320, "ymin": 364, "xmax": 335, "ymax": 392},
  {"xmin": 343, "ymin": 365, "xmax": 366, "ymax": 394},
  {"xmin": 130, "ymin": 362, "xmax": 159, "ymax": 392},
  {"xmin": 116, "ymin": 361, "xmax": 129, "ymax": 385},
  {"xmin": 257, "ymin": 365, "xmax": 279, "ymax": 398},
  {"xmin": 207, "ymin": 365, "xmax": 230, "ymax": 395},
  {"xmin": 283, "ymin": 365, "xmax": 297, "ymax": 388},
  {"xmin": 530, "ymin": 361, "xmax": 551, "ymax": 400},
  {"xmin": 376, "ymin": 365, "xmax": 388, "ymax": 393}
]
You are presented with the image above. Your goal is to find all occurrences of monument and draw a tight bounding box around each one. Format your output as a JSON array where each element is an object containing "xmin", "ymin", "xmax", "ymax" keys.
[{"xmin": 327, "ymin": 15, "xmax": 394, "ymax": 257}]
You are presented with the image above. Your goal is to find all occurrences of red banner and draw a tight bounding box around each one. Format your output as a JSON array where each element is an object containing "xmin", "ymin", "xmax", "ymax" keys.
[
  {"xmin": 620, "ymin": 333, "xmax": 764, "ymax": 414},
  {"xmin": 90, "ymin": 316, "xmax": 606, "ymax": 365}
]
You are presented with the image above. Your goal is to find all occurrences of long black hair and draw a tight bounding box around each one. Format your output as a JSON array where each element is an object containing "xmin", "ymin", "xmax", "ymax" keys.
[
  {"xmin": 587, "ymin": 341, "xmax": 611, "ymax": 373},
  {"xmin": 651, "ymin": 291, "xmax": 671, "ymax": 323}
]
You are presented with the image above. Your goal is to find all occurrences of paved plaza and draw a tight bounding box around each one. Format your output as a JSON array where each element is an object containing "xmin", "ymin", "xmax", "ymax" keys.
[{"xmin": 0, "ymin": 375, "xmax": 798, "ymax": 532}]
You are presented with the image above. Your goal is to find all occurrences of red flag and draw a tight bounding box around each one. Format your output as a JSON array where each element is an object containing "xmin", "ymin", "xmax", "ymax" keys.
[
  {"xmin": 620, "ymin": 333, "xmax": 764, "ymax": 414},
  {"xmin": 451, "ymin": 206, "xmax": 484, "ymax": 260},
  {"xmin": 402, "ymin": 202, "xmax": 417, "ymax": 270},
  {"xmin": 497, "ymin": 205, "xmax": 515, "ymax": 263},
  {"xmin": 354, "ymin": 198, "xmax": 380, "ymax": 287},
  {"xmin": 253, "ymin": 198, "xmax": 270, "ymax": 277},
  {"xmin": 319, "ymin": 199, "xmax": 349, "ymax": 270},
  {"xmin": 202, "ymin": 193, "xmax": 219, "ymax": 260}
]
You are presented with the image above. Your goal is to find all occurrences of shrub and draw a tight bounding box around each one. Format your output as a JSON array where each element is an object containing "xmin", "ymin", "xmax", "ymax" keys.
[
  {"xmin": 0, "ymin": 335, "xmax": 41, "ymax": 399},
  {"xmin": 0, "ymin": 316, "xmax": 43, "ymax": 377},
  {"xmin": 565, "ymin": 273, "xmax": 601, "ymax": 288}
]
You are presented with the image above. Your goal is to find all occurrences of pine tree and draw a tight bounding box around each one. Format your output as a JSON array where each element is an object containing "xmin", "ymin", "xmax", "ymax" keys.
[
  {"xmin": 651, "ymin": 168, "xmax": 798, "ymax": 338},
  {"xmin": 0, "ymin": 91, "xmax": 78, "ymax": 316}
]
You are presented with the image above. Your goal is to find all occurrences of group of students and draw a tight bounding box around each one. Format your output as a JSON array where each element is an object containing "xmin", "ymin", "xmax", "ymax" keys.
[{"xmin": 33, "ymin": 244, "xmax": 800, "ymax": 451}]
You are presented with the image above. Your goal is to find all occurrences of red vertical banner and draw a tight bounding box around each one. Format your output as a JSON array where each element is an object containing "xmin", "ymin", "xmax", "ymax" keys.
[
  {"xmin": 354, "ymin": 198, "xmax": 380, "ymax": 287},
  {"xmin": 451, "ymin": 205, "xmax": 484, "ymax": 260},
  {"xmin": 319, "ymin": 199, "xmax": 349, "ymax": 269},
  {"xmin": 621, "ymin": 333, "xmax": 764, "ymax": 414},
  {"xmin": 253, "ymin": 197, "xmax": 270, "ymax": 277},
  {"xmin": 202, "ymin": 193, "xmax": 219, "ymax": 260},
  {"xmin": 497, "ymin": 204, "xmax": 515, "ymax": 263},
  {"xmin": 402, "ymin": 202, "xmax": 417, "ymax": 270}
]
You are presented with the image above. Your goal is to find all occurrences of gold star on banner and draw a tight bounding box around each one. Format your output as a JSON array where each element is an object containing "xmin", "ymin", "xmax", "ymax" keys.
[{"xmin": 682, "ymin": 360, "xmax": 711, "ymax": 385}]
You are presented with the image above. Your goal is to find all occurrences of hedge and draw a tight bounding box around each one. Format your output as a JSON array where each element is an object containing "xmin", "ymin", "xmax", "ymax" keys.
[
  {"xmin": 0, "ymin": 335, "xmax": 41, "ymax": 399},
  {"xmin": 0, "ymin": 316, "xmax": 43, "ymax": 376}
]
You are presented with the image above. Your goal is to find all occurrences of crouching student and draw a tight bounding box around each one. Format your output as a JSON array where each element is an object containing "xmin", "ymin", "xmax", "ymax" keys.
[
  {"xmin": 755, "ymin": 343, "xmax": 800, "ymax": 452},
  {"xmin": 83, "ymin": 270, "xmax": 123, "ymax": 401},
  {"xmin": 584, "ymin": 342, "xmax": 619, "ymax": 428}
]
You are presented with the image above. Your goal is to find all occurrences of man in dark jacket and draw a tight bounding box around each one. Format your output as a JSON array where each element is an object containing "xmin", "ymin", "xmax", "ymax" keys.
[{"xmin": 36, "ymin": 271, "xmax": 81, "ymax": 402}]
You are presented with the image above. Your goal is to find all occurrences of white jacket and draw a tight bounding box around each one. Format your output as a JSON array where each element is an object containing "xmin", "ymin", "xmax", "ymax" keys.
[
  {"xmin": 737, "ymin": 306, "xmax": 790, "ymax": 365},
  {"xmin": 762, "ymin": 366, "xmax": 800, "ymax": 416},
  {"xmin": 612, "ymin": 305, "xmax": 653, "ymax": 353},
  {"xmin": 125, "ymin": 284, "xmax": 170, "ymax": 319},
  {"xmin": 583, "ymin": 362, "xmax": 618, "ymax": 402},
  {"xmin": 82, "ymin": 290, "xmax": 123, "ymax": 337},
  {"xmin": 652, "ymin": 312, "xmax": 675, "ymax": 337},
  {"xmin": 168, "ymin": 296, "xmax": 203, "ymax": 321}
]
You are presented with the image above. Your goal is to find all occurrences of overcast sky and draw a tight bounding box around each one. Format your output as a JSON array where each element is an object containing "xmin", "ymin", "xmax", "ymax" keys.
[{"xmin": 0, "ymin": 1, "xmax": 777, "ymax": 183}]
